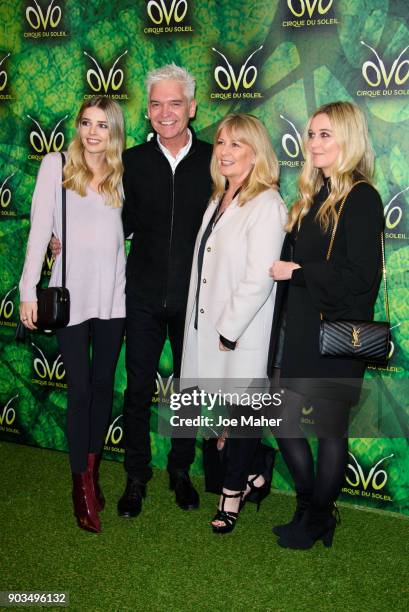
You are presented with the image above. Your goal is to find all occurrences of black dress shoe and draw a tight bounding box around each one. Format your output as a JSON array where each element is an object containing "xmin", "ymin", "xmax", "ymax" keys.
[
  {"xmin": 169, "ymin": 471, "xmax": 199, "ymax": 510},
  {"xmin": 117, "ymin": 477, "xmax": 146, "ymax": 518}
]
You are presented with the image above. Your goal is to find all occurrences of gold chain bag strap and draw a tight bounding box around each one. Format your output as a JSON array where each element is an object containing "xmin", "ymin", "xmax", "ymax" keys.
[{"xmin": 319, "ymin": 181, "xmax": 391, "ymax": 365}]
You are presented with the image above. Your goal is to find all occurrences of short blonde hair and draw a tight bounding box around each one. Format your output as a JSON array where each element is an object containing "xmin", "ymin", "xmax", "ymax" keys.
[
  {"xmin": 210, "ymin": 113, "xmax": 279, "ymax": 206},
  {"xmin": 287, "ymin": 101, "xmax": 374, "ymax": 231},
  {"xmin": 63, "ymin": 96, "xmax": 124, "ymax": 208}
]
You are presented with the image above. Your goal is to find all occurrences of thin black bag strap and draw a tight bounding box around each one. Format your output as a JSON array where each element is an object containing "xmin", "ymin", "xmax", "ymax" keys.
[{"xmin": 61, "ymin": 152, "xmax": 66, "ymax": 288}]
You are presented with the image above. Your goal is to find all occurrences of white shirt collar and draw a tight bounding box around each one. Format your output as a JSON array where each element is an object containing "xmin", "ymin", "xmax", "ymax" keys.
[{"xmin": 156, "ymin": 129, "xmax": 192, "ymax": 173}]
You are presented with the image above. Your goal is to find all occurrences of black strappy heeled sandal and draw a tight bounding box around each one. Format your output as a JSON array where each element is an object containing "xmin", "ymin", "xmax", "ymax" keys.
[
  {"xmin": 211, "ymin": 490, "xmax": 243, "ymax": 534},
  {"xmin": 242, "ymin": 445, "xmax": 277, "ymax": 511},
  {"xmin": 242, "ymin": 474, "xmax": 270, "ymax": 512}
]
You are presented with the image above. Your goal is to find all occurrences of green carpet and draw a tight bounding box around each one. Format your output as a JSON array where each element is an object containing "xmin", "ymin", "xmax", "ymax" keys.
[{"xmin": 0, "ymin": 441, "xmax": 407, "ymax": 612}]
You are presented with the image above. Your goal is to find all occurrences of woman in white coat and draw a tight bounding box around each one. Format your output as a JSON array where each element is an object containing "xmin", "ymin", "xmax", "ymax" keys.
[{"xmin": 180, "ymin": 114, "xmax": 287, "ymax": 533}]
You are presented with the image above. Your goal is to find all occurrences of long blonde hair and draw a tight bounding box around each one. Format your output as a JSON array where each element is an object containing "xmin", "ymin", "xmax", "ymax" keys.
[
  {"xmin": 287, "ymin": 101, "xmax": 374, "ymax": 232},
  {"xmin": 63, "ymin": 97, "xmax": 124, "ymax": 208},
  {"xmin": 210, "ymin": 113, "xmax": 279, "ymax": 206}
]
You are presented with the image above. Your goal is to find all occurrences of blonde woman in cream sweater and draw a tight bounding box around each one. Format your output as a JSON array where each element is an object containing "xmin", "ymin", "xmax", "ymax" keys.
[{"xmin": 19, "ymin": 96, "xmax": 126, "ymax": 533}]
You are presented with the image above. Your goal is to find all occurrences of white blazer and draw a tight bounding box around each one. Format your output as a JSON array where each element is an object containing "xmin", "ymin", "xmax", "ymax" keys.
[{"xmin": 180, "ymin": 187, "xmax": 287, "ymax": 388}]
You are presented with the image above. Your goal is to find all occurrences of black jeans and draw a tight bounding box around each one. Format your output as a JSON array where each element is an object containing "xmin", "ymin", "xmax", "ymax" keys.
[
  {"xmin": 57, "ymin": 318, "xmax": 125, "ymax": 473},
  {"xmin": 123, "ymin": 300, "xmax": 196, "ymax": 483}
]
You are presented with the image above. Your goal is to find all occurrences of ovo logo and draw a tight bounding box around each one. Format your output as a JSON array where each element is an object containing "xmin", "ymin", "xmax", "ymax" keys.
[
  {"xmin": 280, "ymin": 115, "xmax": 304, "ymax": 159},
  {"xmin": 287, "ymin": 0, "xmax": 333, "ymax": 18},
  {"xmin": 147, "ymin": 0, "xmax": 187, "ymax": 25},
  {"xmin": 384, "ymin": 186, "xmax": 408, "ymax": 230},
  {"xmin": 0, "ymin": 394, "xmax": 18, "ymax": 427},
  {"xmin": 0, "ymin": 286, "xmax": 17, "ymax": 320},
  {"xmin": 212, "ymin": 46, "xmax": 263, "ymax": 92},
  {"xmin": 32, "ymin": 342, "xmax": 65, "ymax": 380},
  {"xmin": 361, "ymin": 41, "xmax": 409, "ymax": 88},
  {"xmin": 26, "ymin": 0, "xmax": 62, "ymax": 30},
  {"xmin": 105, "ymin": 414, "xmax": 123, "ymax": 446},
  {"xmin": 155, "ymin": 372, "xmax": 175, "ymax": 399},
  {"xmin": 84, "ymin": 51, "xmax": 128, "ymax": 93},
  {"xmin": 0, "ymin": 53, "xmax": 10, "ymax": 92},
  {"xmin": 346, "ymin": 452, "xmax": 393, "ymax": 491},
  {"xmin": 43, "ymin": 251, "xmax": 54, "ymax": 276},
  {"xmin": 0, "ymin": 172, "xmax": 16, "ymax": 209},
  {"xmin": 27, "ymin": 115, "xmax": 67, "ymax": 154}
]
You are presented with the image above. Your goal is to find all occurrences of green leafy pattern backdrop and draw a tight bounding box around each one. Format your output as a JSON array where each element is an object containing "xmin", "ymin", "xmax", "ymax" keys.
[{"xmin": 0, "ymin": 0, "xmax": 408, "ymax": 514}]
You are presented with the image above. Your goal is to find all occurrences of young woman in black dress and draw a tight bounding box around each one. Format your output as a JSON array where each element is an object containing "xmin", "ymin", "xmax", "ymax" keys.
[{"xmin": 268, "ymin": 101, "xmax": 384, "ymax": 549}]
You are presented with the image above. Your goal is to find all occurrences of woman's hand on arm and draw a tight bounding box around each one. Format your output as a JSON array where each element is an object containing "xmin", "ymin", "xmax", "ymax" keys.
[
  {"xmin": 219, "ymin": 340, "xmax": 230, "ymax": 351},
  {"xmin": 49, "ymin": 235, "xmax": 61, "ymax": 258},
  {"xmin": 219, "ymin": 335, "xmax": 237, "ymax": 351},
  {"xmin": 269, "ymin": 261, "xmax": 301, "ymax": 281},
  {"xmin": 19, "ymin": 301, "xmax": 38, "ymax": 330}
]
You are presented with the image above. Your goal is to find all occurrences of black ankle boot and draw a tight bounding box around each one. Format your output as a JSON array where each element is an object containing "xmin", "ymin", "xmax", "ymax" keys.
[
  {"xmin": 272, "ymin": 494, "xmax": 311, "ymax": 537},
  {"xmin": 277, "ymin": 505, "xmax": 339, "ymax": 550}
]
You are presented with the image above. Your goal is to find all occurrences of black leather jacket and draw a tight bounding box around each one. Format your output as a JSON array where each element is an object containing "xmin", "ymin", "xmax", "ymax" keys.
[{"xmin": 122, "ymin": 129, "xmax": 213, "ymax": 309}]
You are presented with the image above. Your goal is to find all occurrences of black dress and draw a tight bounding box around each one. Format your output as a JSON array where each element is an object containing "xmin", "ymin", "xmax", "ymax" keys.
[{"xmin": 268, "ymin": 180, "xmax": 384, "ymax": 404}]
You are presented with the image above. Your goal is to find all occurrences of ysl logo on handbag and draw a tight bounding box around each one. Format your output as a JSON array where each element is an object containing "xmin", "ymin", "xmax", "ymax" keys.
[{"xmin": 351, "ymin": 327, "xmax": 361, "ymax": 348}]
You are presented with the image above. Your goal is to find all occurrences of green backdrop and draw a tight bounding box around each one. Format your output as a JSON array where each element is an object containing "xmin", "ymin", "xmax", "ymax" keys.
[{"xmin": 0, "ymin": 0, "xmax": 408, "ymax": 515}]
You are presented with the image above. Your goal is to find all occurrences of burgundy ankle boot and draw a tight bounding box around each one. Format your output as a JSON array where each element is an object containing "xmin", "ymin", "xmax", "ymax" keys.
[
  {"xmin": 87, "ymin": 453, "xmax": 105, "ymax": 512},
  {"xmin": 72, "ymin": 471, "xmax": 101, "ymax": 533}
]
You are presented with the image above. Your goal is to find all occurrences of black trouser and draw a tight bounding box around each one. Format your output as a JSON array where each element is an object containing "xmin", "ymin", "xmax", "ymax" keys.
[
  {"xmin": 57, "ymin": 318, "xmax": 125, "ymax": 473},
  {"xmin": 275, "ymin": 387, "xmax": 351, "ymax": 510},
  {"xmin": 223, "ymin": 405, "xmax": 264, "ymax": 491},
  {"xmin": 123, "ymin": 300, "xmax": 196, "ymax": 483}
]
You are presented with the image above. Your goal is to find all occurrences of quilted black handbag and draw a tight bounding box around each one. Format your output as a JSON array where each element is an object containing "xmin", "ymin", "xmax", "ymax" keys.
[
  {"xmin": 319, "ymin": 182, "xmax": 390, "ymax": 365},
  {"xmin": 319, "ymin": 319, "xmax": 390, "ymax": 364}
]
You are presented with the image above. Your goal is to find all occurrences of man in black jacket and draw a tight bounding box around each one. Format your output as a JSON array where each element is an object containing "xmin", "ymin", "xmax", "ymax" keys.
[{"xmin": 117, "ymin": 64, "xmax": 213, "ymax": 518}]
